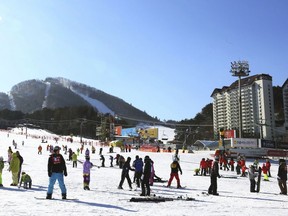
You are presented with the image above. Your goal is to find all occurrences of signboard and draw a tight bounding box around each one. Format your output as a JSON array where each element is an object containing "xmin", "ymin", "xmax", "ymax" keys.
[
  {"xmin": 231, "ymin": 138, "xmax": 258, "ymax": 148},
  {"xmin": 114, "ymin": 126, "xmax": 122, "ymax": 136},
  {"xmin": 138, "ymin": 128, "xmax": 158, "ymax": 139},
  {"xmin": 260, "ymin": 139, "xmax": 276, "ymax": 149},
  {"xmin": 224, "ymin": 130, "xmax": 236, "ymax": 139}
]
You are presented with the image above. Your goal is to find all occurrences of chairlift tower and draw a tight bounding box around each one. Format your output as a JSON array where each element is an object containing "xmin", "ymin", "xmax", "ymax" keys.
[{"xmin": 230, "ymin": 61, "xmax": 250, "ymax": 138}]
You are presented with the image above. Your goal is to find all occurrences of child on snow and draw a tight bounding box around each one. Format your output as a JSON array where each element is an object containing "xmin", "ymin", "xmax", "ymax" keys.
[
  {"xmin": 19, "ymin": 172, "xmax": 32, "ymax": 189},
  {"xmin": 83, "ymin": 156, "xmax": 93, "ymax": 190}
]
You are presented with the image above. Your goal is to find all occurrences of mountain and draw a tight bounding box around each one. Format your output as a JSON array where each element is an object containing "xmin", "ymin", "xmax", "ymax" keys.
[{"xmin": 0, "ymin": 77, "xmax": 155, "ymax": 122}]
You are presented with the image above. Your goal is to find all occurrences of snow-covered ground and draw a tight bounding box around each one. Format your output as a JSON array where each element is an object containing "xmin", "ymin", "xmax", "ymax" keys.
[{"xmin": 0, "ymin": 128, "xmax": 287, "ymax": 216}]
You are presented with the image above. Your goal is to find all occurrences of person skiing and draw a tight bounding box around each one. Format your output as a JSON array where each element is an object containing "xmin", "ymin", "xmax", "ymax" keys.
[
  {"xmin": 277, "ymin": 159, "xmax": 287, "ymax": 195},
  {"xmin": 248, "ymin": 165, "xmax": 258, "ymax": 192},
  {"xmin": 140, "ymin": 156, "xmax": 151, "ymax": 196},
  {"xmin": 100, "ymin": 155, "xmax": 105, "ymax": 167},
  {"xmin": 46, "ymin": 146, "xmax": 67, "ymax": 199},
  {"xmin": 208, "ymin": 157, "xmax": 221, "ymax": 195},
  {"xmin": 109, "ymin": 155, "xmax": 114, "ymax": 167},
  {"xmin": 167, "ymin": 159, "xmax": 183, "ymax": 188},
  {"xmin": 118, "ymin": 157, "xmax": 134, "ymax": 190},
  {"xmin": 83, "ymin": 156, "xmax": 93, "ymax": 190}
]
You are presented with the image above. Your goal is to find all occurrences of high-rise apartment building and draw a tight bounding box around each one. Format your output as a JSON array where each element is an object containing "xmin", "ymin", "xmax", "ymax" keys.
[
  {"xmin": 283, "ymin": 79, "xmax": 288, "ymax": 131},
  {"xmin": 211, "ymin": 74, "xmax": 275, "ymax": 140}
]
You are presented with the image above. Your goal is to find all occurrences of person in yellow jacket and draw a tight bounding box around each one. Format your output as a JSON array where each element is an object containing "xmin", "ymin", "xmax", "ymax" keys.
[
  {"xmin": 72, "ymin": 152, "xmax": 78, "ymax": 168},
  {"xmin": 9, "ymin": 153, "xmax": 20, "ymax": 186},
  {"xmin": 0, "ymin": 156, "xmax": 4, "ymax": 187}
]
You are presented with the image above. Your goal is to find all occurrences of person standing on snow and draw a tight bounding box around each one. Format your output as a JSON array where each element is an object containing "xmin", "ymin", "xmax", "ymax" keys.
[
  {"xmin": 46, "ymin": 146, "xmax": 67, "ymax": 199},
  {"xmin": 72, "ymin": 152, "xmax": 78, "ymax": 168},
  {"xmin": 167, "ymin": 159, "xmax": 183, "ymax": 188},
  {"xmin": 208, "ymin": 157, "xmax": 221, "ymax": 195},
  {"xmin": 16, "ymin": 151, "xmax": 24, "ymax": 184},
  {"xmin": 140, "ymin": 156, "xmax": 151, "ymax": 196},
  {"xmin": 265, "ymin": 159, "xmax": 272, "ymax": 177},
  {"xmin": 0, "ymin": 156, "xmax": 4, "ymax": 187},
  {"xmin": 118, "ymin": 157, "xmax": 134, "ymax": 190},
  {"xmin": 277, "ymin": 159, "xmax": 287, "ymax": 195},
  {"xmin": 83, "ymin": 156, "xmax": 93, "ymax": 190},
  {"xmin": 248, "ymin": 165, "xmax": 258, "ymax": 192},
  {"xmin": 133, "ymin": 155, "xmax": 144, "ymax": 188},
  {"xmin": 9, "ymin": 152, "xmax": 20, "ymax": 186}
]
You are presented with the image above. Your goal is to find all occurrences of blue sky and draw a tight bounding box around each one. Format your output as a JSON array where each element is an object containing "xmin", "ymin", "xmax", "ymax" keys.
[{"xmin": 0, "ymin": 0, "xmax": 287, "ymax": 121}]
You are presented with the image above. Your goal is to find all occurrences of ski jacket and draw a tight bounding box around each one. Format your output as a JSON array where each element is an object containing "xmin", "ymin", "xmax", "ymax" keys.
[
  {"xmin": 122, "ymin": 159, "xmax": 134, "ymax": 175},
  {"xmin": 211, "ymin": 161, "xmax": 220, "ymax": 177},
  {"xmin": 72, "ymin": 153, "xmax": 78, "ymax": 162},
  {"xmin": 265, "ymin": 161, "xmax": 271, "ymax": 169},
  {"xmin": 83, "ymin": 160, "xmax": 93, "ymax": 174},
  {"xmin": 0, "ymin": 160, "xmax": 4, "ymax": 173},
  {"xmin": 200, "ymin": 159, "xmax": 207, "ymax": 169},
  {"xmin": 262, "ymin": 165, "xmax": 268, "ymax": 174},
  {"xmin": 20, "ymin": 173, "xmax": 32, "ymax": 183},
  {"xmin": 133, "ymin": 158, "xmax": 144, "ymax": 172},
  {"xmin": 142, "ymin": 159, "xmax": 152, "ymax": 180},
  {"xmin": 9, "ymin": 153, "xmax": 20, "ymax": 173},
  {"xmin": 248, "ymin": 166, "xmax": 258, "ymax": 180},
  {"xmin": 170, "ymin": 161, "xmax": 182, "ymax": 174},
  {"xmin": 277, "ymin": 162, "xmax": 287, "ymax": 181},
  {"xmin": 48, "ymin": 153, "xmax": 67, "ymax": 174}
]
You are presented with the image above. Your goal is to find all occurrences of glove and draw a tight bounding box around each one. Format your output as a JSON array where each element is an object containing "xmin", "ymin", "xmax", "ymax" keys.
[
  {"xmin": 180, "ymin": 171, "xmax": 183, "ymax": 175},
  {"xmin": 48, "ymin": 172, "xmax": 52, "ymax": 177},
  {"xmin": 64, "ymin": 171, "xmax": 67, "ymax": 177},
  {"xmin": 218, "ymin": 175, "xmax": 221, "ymax": 178}
]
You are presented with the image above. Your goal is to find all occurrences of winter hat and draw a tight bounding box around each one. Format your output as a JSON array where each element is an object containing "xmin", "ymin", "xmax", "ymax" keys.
[{"xmin": 54, "ymin": 146, "xmax": 61, "ymax": 152}]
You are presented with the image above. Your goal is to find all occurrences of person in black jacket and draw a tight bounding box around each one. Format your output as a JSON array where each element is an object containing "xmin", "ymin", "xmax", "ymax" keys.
[
  {"xmin": 208, "ymin": 157, "xmax": 221, "ymax": 195},
  {"xmin": 46, "ymin": 146, "xmax": 67, "ymax": 199},
  {"xmin": 166, "ymin": 159, "xmax": 183, "ymax": 188},
  {"xmin": 140, "ymin": 156, "xmax": 151, "ymax": 196},
  {"xmin": 118, "ymin": 157, "xmax": 134, "ymax": 190},
  {"xmin": 277, "ymin": 160, "xmax": 287, "ymax": 195}
]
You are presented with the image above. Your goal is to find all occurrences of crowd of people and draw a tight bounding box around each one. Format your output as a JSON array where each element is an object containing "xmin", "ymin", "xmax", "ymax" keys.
[{"xmin": 0, "ymin": 137, "xmax": 287, "ymax": 200}]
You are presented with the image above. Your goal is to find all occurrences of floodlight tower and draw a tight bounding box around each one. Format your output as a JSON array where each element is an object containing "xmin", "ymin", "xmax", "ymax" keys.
[{"xmin": 230, "ymin": 61, "xmax": 250, "ymax": 138}]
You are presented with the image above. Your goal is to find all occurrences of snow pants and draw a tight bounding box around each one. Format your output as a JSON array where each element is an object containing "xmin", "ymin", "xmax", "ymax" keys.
[
  {"xmin": 167, "ymin": 173, "xmax": 181, "ymax": 187},
  {"xmin": 250, "ymin": 179, "xmax": 256, "ymax": 192},
  {"xmin": 208, "ymin": 175, "xmax": 218, "ymax": 194},
  {"xmin": 83, "ymin": 173, "xmax": 90, "ymax": 187},
  {"xmin": 278, "ymin": 179, "xmax": 287, "ymax": 195},
  {"xmin": 47, "ymin": 173, "xmax": 67, "ymax": 195},
  {"xmin": 119, "ymin": 172, "xmax": 132, "ymax": 188}
]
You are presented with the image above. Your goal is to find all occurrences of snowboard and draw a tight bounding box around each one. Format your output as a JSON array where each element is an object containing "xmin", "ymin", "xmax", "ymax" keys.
[
  {"xmin": 34, "ymin": 197, "xmax": 78, "ymax": 201},
  {"xmin": 256, "ymin": 167, "xmax": 262, "ymax": 192}
]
